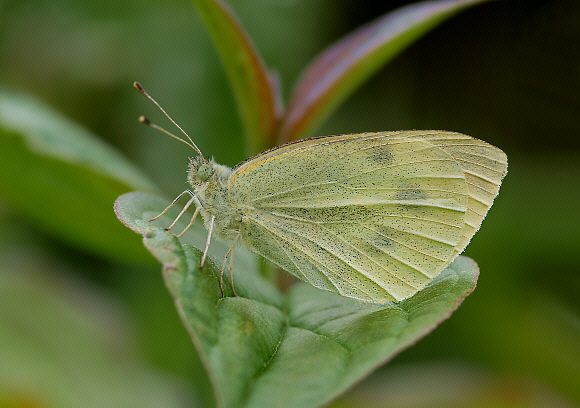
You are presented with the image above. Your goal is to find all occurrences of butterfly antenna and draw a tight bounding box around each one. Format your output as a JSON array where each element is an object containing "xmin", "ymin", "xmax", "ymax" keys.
[{"xmin": 134, "ymin": 82, "xmax": 205, "ymax": 159}]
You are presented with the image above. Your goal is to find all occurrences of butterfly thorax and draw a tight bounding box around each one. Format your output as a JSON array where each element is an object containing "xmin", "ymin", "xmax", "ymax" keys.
[{"xmin": 187, "ymin": 157, "xmax": 242, "ymax": 242}]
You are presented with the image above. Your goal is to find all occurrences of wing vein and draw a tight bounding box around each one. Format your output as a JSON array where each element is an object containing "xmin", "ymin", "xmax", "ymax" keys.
[
  {"xmin": 247, "ymin": 216, "xmax": 370, "ymax": 298},
  {"xmin": 316, "ymin": 223, "xmax": 423, "ymax": 288},
  {"xmin": 364, "ymin": 225, "xmax": 450, "ymax": 262}
]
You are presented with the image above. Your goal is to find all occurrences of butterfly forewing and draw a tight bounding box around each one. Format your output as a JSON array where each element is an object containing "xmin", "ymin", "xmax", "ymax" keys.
[{"xmin": 228, "ymin": 132, "xmax": 481, "ymax": 302}]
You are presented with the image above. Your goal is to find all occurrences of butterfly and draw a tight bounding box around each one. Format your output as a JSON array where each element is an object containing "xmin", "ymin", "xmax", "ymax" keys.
[{"xmin": 135, "ymin": 82, "xmax": 507, "ymax": 303}]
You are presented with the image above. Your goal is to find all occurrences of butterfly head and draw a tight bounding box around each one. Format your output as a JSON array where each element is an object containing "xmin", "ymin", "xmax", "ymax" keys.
[
  {"xmin": 187, "ymin": 156, "xmax": 233, "ymax": 191},
  {"xmin": 187, "ymin": 156, "xmax": 212, "ymax": 189}
]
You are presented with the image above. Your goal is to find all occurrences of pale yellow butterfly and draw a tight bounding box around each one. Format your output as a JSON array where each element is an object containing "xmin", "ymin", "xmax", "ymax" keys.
[{"xmin": 135, "ymin": 82, "xmax": 507, "ymax": 303}]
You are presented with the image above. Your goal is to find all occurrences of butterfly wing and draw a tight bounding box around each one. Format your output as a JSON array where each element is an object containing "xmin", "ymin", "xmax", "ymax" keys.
[
  {"xmin": 396, "ymin": 131, "xmax": 507, "ymax": 255},
  {"xmin": 228, "ymin": 131, "xmax": 504, "ymax": 303}
]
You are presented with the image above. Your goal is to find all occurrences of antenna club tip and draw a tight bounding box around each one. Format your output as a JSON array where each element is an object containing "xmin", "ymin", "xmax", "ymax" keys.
[{"xmin": 133, "ymin": 83, "xmax": 203, "ymax": 157}]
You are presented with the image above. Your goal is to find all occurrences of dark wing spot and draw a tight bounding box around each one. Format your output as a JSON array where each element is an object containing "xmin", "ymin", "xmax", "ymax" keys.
[
  {"xmin": 373, "ymin": 234, "xmax": 392, "ymax": 249},
  {"xmin": 368, "ymin": 147, "xmax": 393, "ymax": 164},
  {"xmin": 394, "ymin": 183, "xmax": 428, "ymax": 212},
  {"xmin": 395, "ymin": 184, "xmax": 428, "ymax": 201}
]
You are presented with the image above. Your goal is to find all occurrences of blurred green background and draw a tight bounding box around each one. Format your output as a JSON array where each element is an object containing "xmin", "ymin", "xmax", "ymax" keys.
[{"xmin": 1, "ymin": 0, "xmax": 579, "ymax": 407}]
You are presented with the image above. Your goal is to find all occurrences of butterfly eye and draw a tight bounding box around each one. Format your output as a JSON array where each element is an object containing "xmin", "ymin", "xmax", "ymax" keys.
[{"xmin": 197, "ymin": 163, "xmax": 212, "ymax": 181}]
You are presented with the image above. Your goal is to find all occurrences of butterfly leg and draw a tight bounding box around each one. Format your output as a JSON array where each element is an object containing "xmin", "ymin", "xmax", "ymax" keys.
[
  {"xmin": 200, "ymin": 215, "xmax": 215, "ymax": 270},
  {"xmin": 218, "ymin": 236, "xmax": 240, "ymax": 297},
  {"xmin": 176, "ymin": 207, "xmax": 200, "ymax": 238},
  {"xmin": 150, "ymin": 189, "xmax": 197, "ymax": 231},
  {"xmin": 228, "ymin": 237, "xmax": 239, "ymax": 297},
  {"xmin": 219, "ymin": 235, "xmax": 240, "ymax": 297}
]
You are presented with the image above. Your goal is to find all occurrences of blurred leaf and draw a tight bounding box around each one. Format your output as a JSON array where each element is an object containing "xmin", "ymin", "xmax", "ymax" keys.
[
  {"xmin": 277, "ymin": 0, "xmax": 488, "ymax": 143},
  {"xmin": 191, "ymin": 0, "xmax": 281, "ymax": 154},
  {"xmin": 469, "ymin": 291, "xmax": 580, "ymax": 405},
  {"xmin": 329, "ymin": 362, "xmax": 576, "ymax": 408},
  {"xmin": 0, "ymin": 256, "xmax": 191, "ymax": 408},
  {"xmin": 115, "ymin": 191, "xmax": 479, "ymax": 408},
  {"xmin": 0, "ymin": 90, "xmax": 157, "ymax": 263},
  {"xmin": 521, "ymin": 296, "xmax": 580, "ymax": 403}
]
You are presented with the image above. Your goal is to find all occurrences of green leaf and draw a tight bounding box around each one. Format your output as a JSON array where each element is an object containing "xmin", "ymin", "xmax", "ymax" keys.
[
  {"xmin": 115, "ymin": 191, "xmax": 479, "ymax": 408},
  {"xmin": 0, "ymin": 90, "xmax": 157, "ymax": 263},
  {"xmin": 277, "ymin": 0, "xmax": 488, "ymax": 143},
  {"xmin": 191, "ymin": 0, "xmax": 281, "ymax": 154}
]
